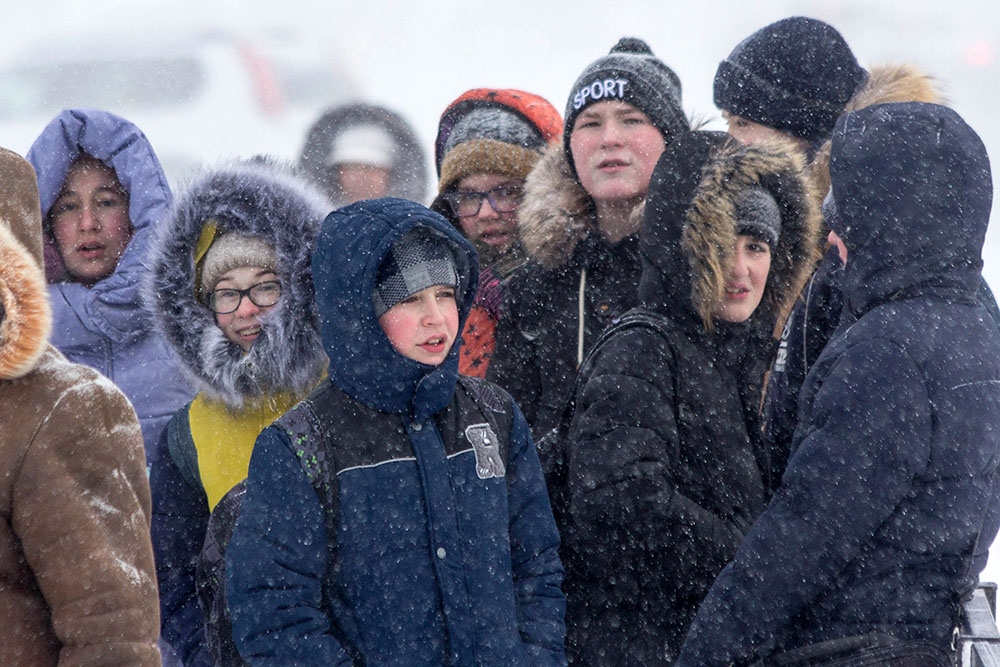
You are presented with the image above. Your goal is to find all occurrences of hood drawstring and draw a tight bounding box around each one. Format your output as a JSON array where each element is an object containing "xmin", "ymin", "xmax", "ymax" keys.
[{"xmin": 577, "ymin": 266, "xmax": 587, "ymax": 366}]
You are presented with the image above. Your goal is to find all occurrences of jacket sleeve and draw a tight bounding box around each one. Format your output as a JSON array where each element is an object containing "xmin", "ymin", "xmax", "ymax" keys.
[
  {"xmin": 566, "ymin": 329, "xmax": 746, "ymax": 591},
  {"xmin": 150, "ymin": 413, "xmax": 212, "ymax": 667},
  {"xmin": 505, "ymin": 402, "xmax": 567, "ymax": 665},
  {"xmin": 226, "ymin": 426, "xmax": 353, "ymax": 666},
  {"xmin": 14, "ymin": 376, "xmax": 161, "ymax": 666},
  {"xmin": 488, "ymin": 281, "xmax": 543, "ymax": 428},
  {"xmin": 676, "ymin": 338, "xmax": 932, "ymax": 667}
]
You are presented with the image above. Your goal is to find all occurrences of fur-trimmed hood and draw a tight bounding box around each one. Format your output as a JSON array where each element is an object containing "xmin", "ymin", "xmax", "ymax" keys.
[
  {"xmin": 146, "ymin": 158, "xmax": 331, "ymax": 410},
  {"xmin": 297, "ymin": 102, "xmax": 429, "ymax": 207},
  {"xmin": 518, "ymin": 142, "xmax": 626, "ymax": 270},
  {"xmin": 640, "ymin": 131, "xmax": 823, "ymax": 335},
  {"xmin": 0, "ymin": 147, "xmax": 50, "ymax": 381},
  {"xmin": 809, "ymin": 63, "xmax": 943, "ymax": 197}
]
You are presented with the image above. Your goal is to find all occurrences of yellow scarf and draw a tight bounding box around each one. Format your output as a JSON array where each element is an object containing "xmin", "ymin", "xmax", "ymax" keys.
[{"xmin": 189, "ymin": 392, "xmax": 300, "ymax": 510}]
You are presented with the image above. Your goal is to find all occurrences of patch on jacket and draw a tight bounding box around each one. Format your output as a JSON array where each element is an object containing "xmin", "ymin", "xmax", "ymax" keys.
[{"xmin": 465, "ymin": 423, "xmax": 505, "ymax": 479}]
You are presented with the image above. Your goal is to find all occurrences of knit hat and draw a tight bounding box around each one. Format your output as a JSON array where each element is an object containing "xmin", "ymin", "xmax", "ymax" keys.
[
  {"xmin": 735, "ymin": 186, "xmax": 782, "ymax": 248},
  {"xmin": 435, "ymin": 88, "xmax": 563, "ymax": 194},
  {"xmin": 373, "ymin": 228, "xmax": 459, "ymax": 318},
  {"xmin": 714, "ymin": 16, "xmax": 869, "ymax": 141},
  {"xmin": 197, "ymin": 231, "xmax": 278, "ymax": 300},
  {"xmin": 328, "ymin": 124, "xmax": 396, "ymax": 169},
  {"xmin": 564, "ymin": 37, "xmax": 687, "ymax": 171}
]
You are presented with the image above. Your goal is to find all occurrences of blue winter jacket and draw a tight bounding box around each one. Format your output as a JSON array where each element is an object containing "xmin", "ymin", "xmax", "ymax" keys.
[
  {"xmin": 227, "ymin": 198, "xmax": 566, "ymax": 666},
  {"xmin": 26, "ymin": 109, "xmax": 195, "ymax": 467},
  {"xmin": 677, "ymin": 103, "xmax": 1000, "ymax": 666}
]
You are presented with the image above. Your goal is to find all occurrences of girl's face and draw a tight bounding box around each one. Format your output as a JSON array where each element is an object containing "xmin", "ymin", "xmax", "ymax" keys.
[
  {"xmin": 378, "ymin": 284, "xmax": 459, "ymax": 366},
  {"xmin": 569, "ymin": 100, "xmax": 666, "ymax": 206},
  {"xmin": 712, "ymin": 234, "xmax": 772, "ymax": 323},
  {"xmin": 211, "ymin": 266, "xmax": 281, "ymax": 352},
  {"xmin": 50, "ymin": 155, "xmax": 133, "ymax": 287}
]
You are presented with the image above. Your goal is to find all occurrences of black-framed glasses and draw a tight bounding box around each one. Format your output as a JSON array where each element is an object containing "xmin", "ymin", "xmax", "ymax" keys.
[
  {"xmin": 442, "ymin": 185, "xmax": 524, "ymax": 218},
  {"xmin": 207, "ymin": 280, "xmax": 282, "ymax": 314}
]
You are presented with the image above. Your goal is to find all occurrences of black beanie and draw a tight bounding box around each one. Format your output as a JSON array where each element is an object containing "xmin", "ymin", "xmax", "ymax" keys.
[
  {"xmin": 713, "ymin": 17, "xmax": 868, "ymax": 141},
  {"xmin": 564, "ymin": 37, "xmax": 688, "ymax": 174},
  {"xmin": 374, "ymin": 228, "xmax": 459, "ymax": 318}
]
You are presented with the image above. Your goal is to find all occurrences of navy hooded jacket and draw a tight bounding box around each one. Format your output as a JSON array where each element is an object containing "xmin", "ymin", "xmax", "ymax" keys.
[
  {"xmin": 226, "ymin": 198, "xmax": 566, "ymax": 666},
  {"xmin": 677, "ymin": 103, "xmax": 1000, "ymax": 666}
]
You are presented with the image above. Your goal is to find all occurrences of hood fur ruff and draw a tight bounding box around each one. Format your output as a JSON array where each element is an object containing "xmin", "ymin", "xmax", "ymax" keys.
[
  {"xmin": 684, "ymin": 138, "xmax": 823, "ymax": 333},
  {"xmin": 518, "ymin": 142, "xmax": 642, "ymax": 270},
  {"xmin": 809, "ymin": 63, "xmax": 943, "ymax": 197},
  {"xmin": 146, "ymin": 159, "xmax": 331, "ymax": 410},
  {"xmin": 0, "ymin": 224, "xmax": 51, "ymax": 380}
]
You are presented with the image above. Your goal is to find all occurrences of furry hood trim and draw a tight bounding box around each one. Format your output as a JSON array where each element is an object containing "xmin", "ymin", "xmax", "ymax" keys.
[
  {"xmin": 517, "ymin": 142, "xmax": 644, "ymax": 270},
  {"xmin": 146, "ymin": 158, "xmax": 331, "ymax": 409},
  {"xmin": 809, "ymin": 63, "xmax": 943, "ymax": 196},
  {"xmin": 0, "ymin": 223, "xmax": 51, "ymax": 380},
  {"xmin": 640, "ymin": 132, "xmax": 823, "ymax": 335}
]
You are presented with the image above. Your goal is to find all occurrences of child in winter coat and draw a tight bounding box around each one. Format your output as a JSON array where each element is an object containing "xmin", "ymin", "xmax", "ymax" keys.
[
  {"xmin": 26, "ymin": 108, "xmax": 195, "ymax": 467},
  {"xmin": 559, "ymin": 131, "xmax": 821, "ymax": 664},
  {"xmin": 0, "ymin": 146, "xmax": 162, "ymax": 666},
  {"xmin": 226, "ymin": 197, "xmax": 566, "ymax": 666},
  {"xmin": 146, "ymin": 159, "xmax": 330, "ymax": 667}
]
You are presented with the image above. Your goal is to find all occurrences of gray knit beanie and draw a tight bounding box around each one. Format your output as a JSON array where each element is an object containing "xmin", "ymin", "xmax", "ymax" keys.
[
  {"xmin": 564, "ymin": 37, "xmax": 688, "ymax": 174},
  {"xmin": 373, "ymin": 228, "xmax": 459, "ymax": 318},
  {"xmin": 735, "ymin": 186, "xmax": 782, "ymax": 248}
]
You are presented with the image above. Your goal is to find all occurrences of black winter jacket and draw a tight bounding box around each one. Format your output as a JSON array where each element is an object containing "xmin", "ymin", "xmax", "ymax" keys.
[
  {"xmin": 562, "ymin": 132, "xmax": 821, "ymax": 665},
  {"xmin": 678, "ymin": 103, "xmax": 1000, "ymax": 667},
  {"xmin": 488, "ymin": 143, "xmax": 644, "ymax": 437}
]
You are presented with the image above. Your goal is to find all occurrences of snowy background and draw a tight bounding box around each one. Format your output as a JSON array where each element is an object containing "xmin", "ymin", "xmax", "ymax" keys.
[{"xmin": 6, "ymin": 0, "xmax": 1000, "ymax": 582}]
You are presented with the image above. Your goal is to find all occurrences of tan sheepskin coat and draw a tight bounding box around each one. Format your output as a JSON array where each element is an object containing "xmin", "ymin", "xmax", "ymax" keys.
[{"xmin": 0, "ymin": 147, "xmax": 161, "ymax": 666}]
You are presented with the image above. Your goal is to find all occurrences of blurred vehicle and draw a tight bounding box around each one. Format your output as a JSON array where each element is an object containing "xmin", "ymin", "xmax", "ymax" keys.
[{"xmin": 0, "ymin": 28, "xmax": 360, "ymax": 185}]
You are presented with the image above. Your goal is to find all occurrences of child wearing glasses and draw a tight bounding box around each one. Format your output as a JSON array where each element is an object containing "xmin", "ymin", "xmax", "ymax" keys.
[
  {"xmin": 145, "ymin": 158, "xmax": 331, "ymax": 667},
  {"xmin": 225, "ymin": 197, "xmax": 565, "ymax": 665},
  {"xmin": 431, "ymin": 88, "xmax": 563, "ymax": 377}
]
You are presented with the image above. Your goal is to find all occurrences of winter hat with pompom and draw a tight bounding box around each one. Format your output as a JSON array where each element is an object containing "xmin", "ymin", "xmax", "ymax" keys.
[{"xmin": 564, "ymin": 37, "xmax": 688, "ymax": 174}]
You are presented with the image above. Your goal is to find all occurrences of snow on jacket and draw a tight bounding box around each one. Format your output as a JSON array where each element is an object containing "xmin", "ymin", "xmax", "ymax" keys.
[
  {"xmin": 756, "ymin": 64, "xmax": 1000, "ymax": 495},
  {"xmin": 0, "ymin": 146, "xmax": 161, "ymax": 666},
  {"xmin": 561, "ymin": 132, "xmax": 821, "ymax": 665},
  {"xmin": 678, "ymin": 102, "xmax": 1000, "ymax": 666},
  {"xmin": 146, "ymin": 159, "xmax": 331, "ymax": 667},
  {"xmin": 26, "ymin": 108, "xmax": 195, "ymax": 467},
  {"xmin": 487, "ymin": 142, "xmax": 647, "ymax": 436},
  {"xmin": 297, "ymin": 102, "xmax": 429, "ymax": 207},
  {"xmin": 226, "ymin": 197, "xmax": 566, "ymax": 666}
]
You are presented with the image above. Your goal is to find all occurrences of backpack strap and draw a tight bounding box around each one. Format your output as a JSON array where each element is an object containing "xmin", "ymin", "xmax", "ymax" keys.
[{"xmin": 540, "ymin": 308, "xmax": 678, "ymax": 525}]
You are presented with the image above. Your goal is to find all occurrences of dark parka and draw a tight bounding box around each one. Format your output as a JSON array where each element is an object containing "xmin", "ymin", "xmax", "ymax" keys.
[
  {"xmin": 758, "ymin": 64, "xmax": 1000, "ymax": 494},
  {"xmin": 297, "ymin": 102, "xmax": 429, "ymax": 207},
  {"xmin": 487, "ymin": 143, "xmax": 648, "ymax": 436},
  {"xmin": 146, "ymin": 159, "xmax": 330, "ymax": 667},
  {"xmin": 561, "ymin": 132, "xmax": 821, "ymax": 665},
  {"xmin": 678, "ymin": 103, "xmax": 1000, "ymax": 666},
  {"xmin": 226, "ymin": 198, "xmax": 566, "ymax": 666}
]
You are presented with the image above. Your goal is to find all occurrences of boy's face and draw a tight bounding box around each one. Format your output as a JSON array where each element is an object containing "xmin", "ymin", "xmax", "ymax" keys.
[{"xmin": 378, "ymin": 284, "xmax": 459, "ymax": 365}]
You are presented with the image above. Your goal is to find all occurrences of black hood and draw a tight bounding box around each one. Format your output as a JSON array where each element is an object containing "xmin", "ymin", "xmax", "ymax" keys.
[{"xmin": 829, "ymin": 102, "xmax": 992, "ymax": 318}]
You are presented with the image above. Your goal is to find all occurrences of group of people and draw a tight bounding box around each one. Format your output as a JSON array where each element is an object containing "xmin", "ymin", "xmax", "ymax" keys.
[{"xmin": 2, "ymin": 14, "xmax": 999, "ymax": 667}]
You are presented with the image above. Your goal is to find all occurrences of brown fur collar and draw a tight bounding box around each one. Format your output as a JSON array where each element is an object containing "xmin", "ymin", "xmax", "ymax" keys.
[
  {"xmin": 684, "ymin": 138, "xmax": 824, "ymax": 334},
  {"xmin": 518, "ymin": 142, "xmax": 645, "ymax": 270},
  {"xmin": 0, "ymin": 224, "xmax": 51, "ymax": 380},
  {"xmin": 810, "ymin": 63, "xmax": 943, "ymax": 196}
]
